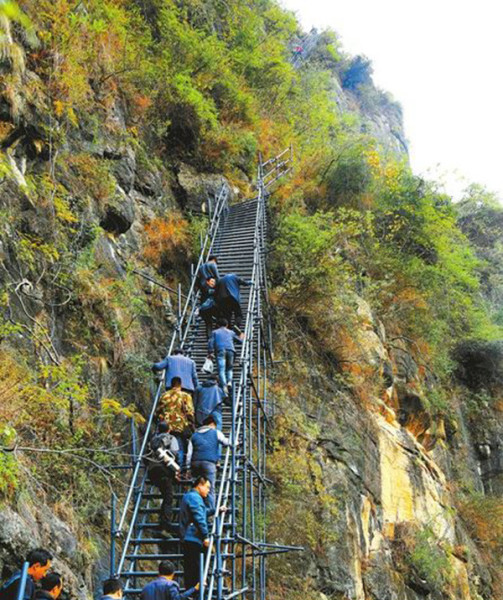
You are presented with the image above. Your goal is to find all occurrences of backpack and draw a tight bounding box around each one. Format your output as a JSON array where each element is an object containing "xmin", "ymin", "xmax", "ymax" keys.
[{"xmin": 149, "ymin": 432, "xmax": 177, "ymax": 466}]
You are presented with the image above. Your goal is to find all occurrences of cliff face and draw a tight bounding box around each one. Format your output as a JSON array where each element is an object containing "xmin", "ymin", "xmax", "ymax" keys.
[
  {"xmin": 0, "ymin": 9, "xmax": 236, "ymax": 595},
  {"xmin": 334, "ymin": 77, "xmax": 409, "ymax": 157},
  {"xmin": 267, "ymin": 299, "xmax": 495, "ymax": 600},
  {"xmin": 0, "ymin": 2, "xmax": 501, "ymax": 600}
]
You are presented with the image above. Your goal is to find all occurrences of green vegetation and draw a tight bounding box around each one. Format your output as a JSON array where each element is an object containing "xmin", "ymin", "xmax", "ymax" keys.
[
  {"xmin": 406, "ymin": 526, "xmax": 453, "ymax": 591},
  {"xmin": 458, "ymin": 493, "xmax": 503, "ymax": 597},
  {"xmin": 0, "ymin": 0, "xmax": 501, "ymax": 597},
  {"xmin": 272, "ymin": 153, "xmax": 500, "ymax": 381}
]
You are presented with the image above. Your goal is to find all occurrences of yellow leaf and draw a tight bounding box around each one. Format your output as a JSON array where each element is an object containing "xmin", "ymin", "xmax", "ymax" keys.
[{"xmin": 53, "ymin": 99, "xmax": 65, "ymax": 117}]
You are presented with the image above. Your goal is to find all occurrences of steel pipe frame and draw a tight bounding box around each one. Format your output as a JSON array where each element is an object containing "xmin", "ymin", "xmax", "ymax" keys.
[
  {"xmin": 110, "ymin": 149, "xmax": 295, "ymax": 599},
  {"xmin": 111, "ymin": 186, "xmax": 230, "ymax": 582},
  {"xmin": 203, "ymin": 149, "xmax": 293, "ymax": 600}
]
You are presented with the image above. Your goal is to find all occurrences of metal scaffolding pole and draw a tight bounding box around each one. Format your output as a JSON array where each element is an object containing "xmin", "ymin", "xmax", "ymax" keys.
[{"xmin": 109, "ymin": 149, "xmax": 301, "ymax": 600}]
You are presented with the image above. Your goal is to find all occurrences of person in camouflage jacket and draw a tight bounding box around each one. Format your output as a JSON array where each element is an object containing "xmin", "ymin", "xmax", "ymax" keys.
[{"xmin": 157, "ymin": 376, "xmax": 195, "ymax": 467}]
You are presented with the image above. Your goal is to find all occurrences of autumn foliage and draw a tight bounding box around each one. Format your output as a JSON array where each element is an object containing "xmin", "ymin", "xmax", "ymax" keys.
[{"xmin": 143, "ymin": 214, "xmax": 192, "ymax": 275}]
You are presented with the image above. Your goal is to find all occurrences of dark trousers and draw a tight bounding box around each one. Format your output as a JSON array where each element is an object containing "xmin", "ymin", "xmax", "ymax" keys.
[
  {"xmin": 183, "ymin": 541, "xmax": 204, "ymax": 589},
  {"xmin": 201, "ymin": 310, "xmax": 217, "ymax": 339},
  {"xmin": 218, "ymin": 297, "xmax": 243, "ymax": 328},
  {"xmin": 175, "ymin": 429, "xmax": 193, "ymax": 469},
  {"xmin": 148, "ymin": 465, "xmax": 174, "ymax": 530}
]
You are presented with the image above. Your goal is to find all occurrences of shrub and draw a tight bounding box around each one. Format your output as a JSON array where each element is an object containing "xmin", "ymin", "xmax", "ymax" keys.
[
  {"xmin": 407, "ymin": 527, "xmax": 452, "ymax": 590},
  {"xmin": 392, "ymin": 524, "xmax": 453, "ymax": 594},
  {"xmin": 0, "ymin": 424, "xmax": 18, "ymax": 498},
  {"xmin": 342, "ymin": 55, "xmax": 373, "ymax": 89},
  {"xmin": 62, "ymin": 153, "xmax": 116, "ymax": 203},
  {"xmin": 453, "ymin": 339, "xmax": 503, "ymax": 392},
  {"xmin": 459, "ymin": 494, "xmax": 503, "ymax": 553},
  {"xmin": 143, "ymin": 213, "xmax": 192, "ymax": 275},
  {"xmin": 459, "ymin": 494, "xmax": 503, "ymax": 596}
]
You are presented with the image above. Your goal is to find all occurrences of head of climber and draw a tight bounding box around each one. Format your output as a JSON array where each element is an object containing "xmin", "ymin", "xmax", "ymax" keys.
[
  {"xmin": 40, "ymin": 573, "xmax": 63, "ymax": 600},
  {"xmin": 193, "ymin": 475, "xmax": 211, "ymax": 498},
  {"xmin": 27, "ymin": 548, "xmax": 53, "ymax": 581},
  {"xmin": 202, "ymin": 415, "xmax": 217, "ymax": 428},
  {"xmin": 102, "ymin": 578, "xmax": 123, "ymax": 599},
  {"xmin": 158, "ymin": 560, "xmax": 176, "ymax": 580},
  {"xmin": 170, "ymin": 376, "xmax": 182, "ymax": 389},
  {"xmin": 157, "ymin": 421, "xmax": 169, "ymax": 434}
]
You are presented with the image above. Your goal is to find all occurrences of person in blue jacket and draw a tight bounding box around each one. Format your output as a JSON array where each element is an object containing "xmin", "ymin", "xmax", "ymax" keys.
[
  {"xmin": 179, "ymin": 476, "xmax": 215, "ymax": 590},
  {"xmin": 215, "ymin": 273, "xmax": 252, "ymax": 328},
  {"xmin": 152, "ymin": 349, "xmax": 198, "ymax": 392},
  {"xmin": 101, "ymin": 579, "xmax": 123, "ymax": 600},
  {"xmin": 186, "ymin": 416, "xmax": 231, "ymax": 506},
  {"xmin": 207, "ymin": 319, "xmax": 244, "ymax": 397},
  {"xmin": 194, "ymin": 378, "xmax": 225, "ymax": 429},
  {"xmin": 140, "ymin": 560, "xmax": 198, "ymax": 600},
  {"xmin": 0, "ymin": 549, "xmax": 53, "ymax": 600}
]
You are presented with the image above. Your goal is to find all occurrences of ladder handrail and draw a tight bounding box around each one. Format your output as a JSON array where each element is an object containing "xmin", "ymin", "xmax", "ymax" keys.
[
  {"xmin": 114, "ymin": 184, "xmax": 229, "ymax": 551},
  {"xmin": 203, "ymin": 190, "xmax": 263, "ymax": 589},
  {"xmin": 203, "ymin": 148, "xmax": 292, "ymax": 599},
  {"xmin": 112, "ymin": 147, "xmax": 292, "ymax": 598}
]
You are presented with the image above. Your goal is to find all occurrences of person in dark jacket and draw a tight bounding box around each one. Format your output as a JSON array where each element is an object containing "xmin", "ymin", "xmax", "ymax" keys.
[
  {"xmin": 0, "ymin": 549, "xmax": 53, "ymax": 600},
  {"xmin": 101, "ymin": 579, "xmax": 123, "ymax": 600},
  {"xmin": 34, "ymin": 574, "xmax": 63, "ymax": 600},
  {"xmin": 186, "ymin": 416, "xmax": 231, "ymax": 507},
  {"xmin": 147, "ymin": 422, "xmax": 181, "ymax": 537},
  {"xmin": 215, "ymin": 273, "xmax": 251, "ymax": 328},
  {"xmin": 197, "ymin": 256, "xmax": 219, "ymax": 301},
  {"xmin": 199, "ymin": 278, "xmax": 217, "ymax": 338},
  {"xmin": 141, "ymin": 561, "xmax": 198, "ymax": 600},
  {"xmin": 179, "ymin": 476, "xmax": 214, "ymax": 590},
  {"xmin": 152, "ymin": 349, "xmax": 199, "ymax": 392},
  {"xmin": 207, "ymin": 319, "xmax": 244, "ymax": 396},
  {"xmin": 194, "ymin": 378, "xmax": 224, "ymax": 429}
]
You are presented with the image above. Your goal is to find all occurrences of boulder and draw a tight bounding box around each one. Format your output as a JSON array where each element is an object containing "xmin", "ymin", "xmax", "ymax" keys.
[
  {"xmin": 175, "ymin": 163, "xmax": 231, "ymax": 212},
  {"xmin": 453, "ymin": 339, "xmax": 503, "ymax": 391},
  {"xmin": 94, "ymin": 233, "xmax": 125, "ymax": 277},
  {"xmin": 391, "ymin": 340, "xmax": 419, "ymax": 383},
  {"xmin": 104, "ymin": 146, "xmax": 136, "ymax": 193},
  {"xmin": 134, "ymin": 162, "xmax": 165, "ymax": 198},
  {"xmin": 38, "ymin": 507, "xmax": 78, "ymax": 561},
  {"xmin": 0, "ymin": 506, "xmax": 41, "ymax": 573},
  {"xmin": 396, "ymin": 390, "xmax": 432, "ymax": 439}
]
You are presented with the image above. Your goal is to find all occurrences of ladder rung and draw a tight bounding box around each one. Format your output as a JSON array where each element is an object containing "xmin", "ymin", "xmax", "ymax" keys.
[
  {"xmin": 131, "ymin": 538, "xmax": 181, "ymax": 544},
  {"xmin": 122, "ymin": 570, "xmax": 182, "ymax": 577},
  {"xmin": 125, "ymin": 554, "xmax": 182, "ymax": 560}
]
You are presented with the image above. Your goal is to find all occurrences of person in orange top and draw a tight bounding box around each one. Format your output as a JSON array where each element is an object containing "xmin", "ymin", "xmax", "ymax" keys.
[{"xmin": 157, "ymin": 376, "xmax": 194, "ymax": 467}]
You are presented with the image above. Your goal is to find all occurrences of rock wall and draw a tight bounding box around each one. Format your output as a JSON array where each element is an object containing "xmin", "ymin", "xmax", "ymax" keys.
[
  {"xmin": 0, "ymin": 17, "xmax": 236, "ymax": 596},
  {"xmin": 269, "ymin": 296, "xmax": 494, "ymax": 600},
  {"xmin": 0, "ymin": 502, "xmax": 107, "ymax": 600}
]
